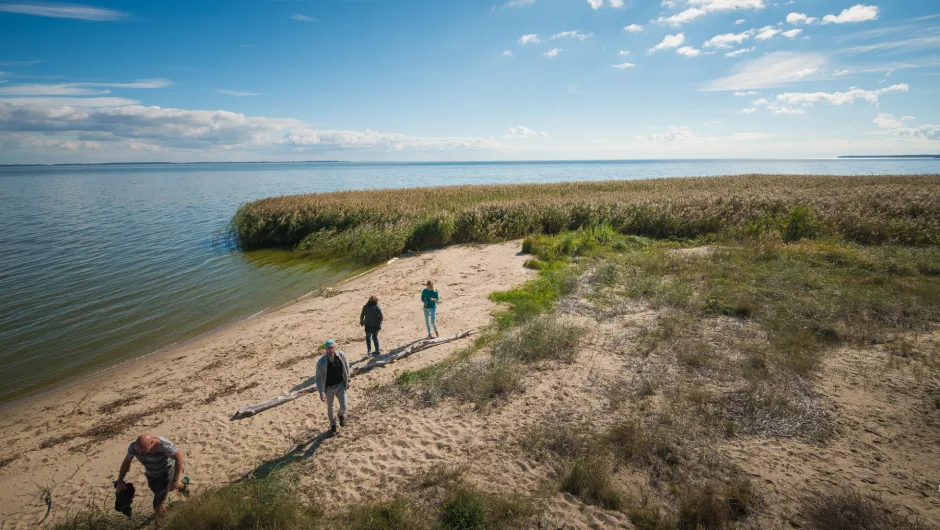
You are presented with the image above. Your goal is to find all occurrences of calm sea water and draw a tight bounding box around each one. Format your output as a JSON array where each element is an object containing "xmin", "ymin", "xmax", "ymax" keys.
[{"xmin": 1, "ymin": 158, "xmax": 938, "ymax": 403}]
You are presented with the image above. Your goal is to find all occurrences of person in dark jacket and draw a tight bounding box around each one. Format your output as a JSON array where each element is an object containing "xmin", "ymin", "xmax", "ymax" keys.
[{"xmin": 360, "ymin": 295, "xmax": 384, "ymax": 355}]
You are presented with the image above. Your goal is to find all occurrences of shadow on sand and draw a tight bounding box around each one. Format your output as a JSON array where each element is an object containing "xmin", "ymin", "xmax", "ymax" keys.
[{"xmin": 242, "ymin": 430, "xmax": 331, "ymax": 481}]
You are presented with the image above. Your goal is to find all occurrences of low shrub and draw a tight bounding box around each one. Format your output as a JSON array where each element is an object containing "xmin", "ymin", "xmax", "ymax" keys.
[
  {"xmin": 560, "ymin": 457, "xmax": 623, "ymax": 511},
  {"xmin": 343, "ymin": 498, "xmax": 425, "ymax": 530},
  {"xmin": 492, "ymin": 314, "xmax": 584, "ymax": 363},
  {"xmin": 800, "ymin": 487, "xmax": 930, "ymax": 530}
]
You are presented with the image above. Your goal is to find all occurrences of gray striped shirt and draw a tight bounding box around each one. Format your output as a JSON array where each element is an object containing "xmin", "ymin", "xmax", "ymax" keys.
[{"xmin": 127, "ymin": 437, "xmax": 178, "ymax": 478}]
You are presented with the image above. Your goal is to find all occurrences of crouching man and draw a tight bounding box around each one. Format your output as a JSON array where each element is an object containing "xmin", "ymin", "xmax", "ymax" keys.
[{"xmin": 116, "ymin": 434, "xmax": 184, "ymax": 524}]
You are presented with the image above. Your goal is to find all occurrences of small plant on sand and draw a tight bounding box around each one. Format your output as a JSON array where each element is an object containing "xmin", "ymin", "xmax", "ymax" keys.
[
  {"xmin": 560, "ymin": 457, "xmax": 623, "ymax": 511},
  {"xmin": 343, "ymin": 498, "xmax": 426, "ymax": 530},
  {"xmin": 800, "ymin": 487, "xmax": 931, "ymax": 530}
]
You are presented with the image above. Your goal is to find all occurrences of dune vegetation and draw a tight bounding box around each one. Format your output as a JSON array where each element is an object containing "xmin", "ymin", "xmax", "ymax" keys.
[{"xmin": 230, "ymin": 175, "xmax": 940, "ymax": 263}]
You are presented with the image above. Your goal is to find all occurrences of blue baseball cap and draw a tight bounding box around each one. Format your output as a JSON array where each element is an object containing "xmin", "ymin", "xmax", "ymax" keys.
[{"xmin": 324, "ymin": 339, "xmax": 336, "ymax": 348}]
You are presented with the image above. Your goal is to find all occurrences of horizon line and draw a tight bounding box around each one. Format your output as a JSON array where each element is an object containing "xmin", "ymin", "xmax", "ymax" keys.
[{"xmin": 3, "ymin": 155, "xmax": 940, "ymax": 168}]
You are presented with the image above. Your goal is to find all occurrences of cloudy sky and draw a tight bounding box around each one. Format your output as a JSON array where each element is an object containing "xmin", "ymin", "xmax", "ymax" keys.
[{"xmin": 0, "ymin": 0, "xmax": 937, "ymax": 163}]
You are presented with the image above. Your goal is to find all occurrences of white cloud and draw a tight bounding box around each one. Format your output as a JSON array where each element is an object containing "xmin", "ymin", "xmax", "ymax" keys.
[
  {"xmin": 782, "ymin": 29, "xmax": 802, "ymax": 39},
  {"xmin": 753, "ymin": 98, "xmax": 768, "ymax": 105},
  {"xmin": 725, "ymin": 47, "xmax": 756, "ymax": 57},
  {"xmin": 503, "ymin": 50, "xmax": 513, "ymax": 57},
  {"xmin": 519, "ymin": 34, "xmax": 540, "ymax": 45},
  {"xmin": 636, "ymin": 125, "xmax": 697, "ymax": 142},
  {"xmin": 587, "ymin": 0, "xmax": 603, "ymax": 9},
  {"xmin": 786, "ymin": 12, "xmax": 816, "ymax": 25},
  {"xmin": 613, "ymin": 62, "xmax": 636, "ymax": 68},
  {"xmin": 775, "ymin": 84, "xmax": 909, "ymax": 107},
  {"xmin": 0, "ymin": 60, "xmax": 44, "ymax": 66},
  {"xmin": 0, "ymin": 84, "xmax": 109, "ymax": 96},
  {"xmin": 704, "ymin": 30, "xmax": 753, "ymax": 48},
  {"xmin": 840, "ymin": 35, "xmax": 940, "ymax": 54},
  {"xmin": 755, "ymin": 26, "xmax": 781, "ymax": 40},
  {"xmin": 0, "ymin": 97, "xmax": 139, "ymax": 106},
  {"xmin": 658, "ymin": 8, "xmax": 707, "ymax": 26},
  {"xmin": 871, "ymin": 113, "xmax": 940, "ymax": 141},
  {"xmin": 505, "ymin": 0, "xmax": 536, "ymax": 7},
  {"xmin": 739, "ymin": 107, "xmax": 758, "ymax": 113},
  {"xmin": 873, "ymin": 113, "xmax": 905, "ymax": 129},
  {"xmin": 504, "ymin": 125, "xmax": 548, "ymax": 138},
  {"xmin": 618, "ymin": 50, "xmax": 631, "ymax": 56},
  {"xmin": 823, "ymin": 5, "xmax": 878, "ymax": 24},
  {"xmin": 735, "ymin": 19, "xmax": 745, "ymax": 24},
  {"xmin": 734, "ymin": 91, "xmax": 759, "ymax": 96},
  {"xmin": 677, "ymin": 46, "xmax": 701, "ymax": 57},
  {"xmin": 659, "ymin": 0, "xmax": 766, "ymax": 26},
  {"xmin": 688, "ymin": 0, "xmax": 766, "ymax": 9},
  {"xmin": 0, "ymin": 2, "xmax": 126, "ymax": 20},
  {"xmin": 767, "ymin": 105, "xmax": 806, "ymax": 115},
  {"xmin": 0, "ymin": 79, "xmax": 172, "ymax": 96},
  {"xmin": 291, "ymin": 14, "xmax": 317, "ymax": 22},
  {"xmin": 215, "ymin": 90, "xmax": 260, "ymax": 97},
  {"xmin": 702, "ymin": 51, "xmax": 828, "ymax": 90},
  {"xmin": 552, "ymin": 30, "xmax": 592, "ymax": 41},
  {"xmin": 662, "ymin": 0, "xmax": 677, "ymax": 7},
  {"xmin": 648, "ymin": 33, "xmax": 686, "ymax": 54},
  {"xmin": 0, "ymin": 103, "xmax": 508, "ymax": 154},
  {"xmin": 544, "ymin": 48, "xmax": 561, "ymax": 58},
  {"xmin": 609, "ymin": 0, "xmax": 625, "ymax": 7},
  {"xmin": 623, "ymin": 24, "xmax": 644, "ymax": 33},
  {"xmin": 74, "ymin": 79, "xmax": 173, "ymax": 89},
  {"xmin": 632, "ymin": 124, "xmax": 773, "ymax": 143}
]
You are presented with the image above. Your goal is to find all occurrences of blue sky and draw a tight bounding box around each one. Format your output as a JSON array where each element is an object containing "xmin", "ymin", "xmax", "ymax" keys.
[{"xmin": 0, "ymin": 0, "xmax": 938, "ymax": 163}]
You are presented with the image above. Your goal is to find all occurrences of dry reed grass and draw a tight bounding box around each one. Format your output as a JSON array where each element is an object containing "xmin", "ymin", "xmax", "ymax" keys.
[{"xmin": 231, "ymin": 175, "xmax": 940, "ymax": 263}]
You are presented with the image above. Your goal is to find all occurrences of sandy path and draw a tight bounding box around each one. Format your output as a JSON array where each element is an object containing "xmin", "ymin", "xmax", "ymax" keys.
[{"xmin": 0, "ymin": 242, "xmax": 533, "ymax": 528}]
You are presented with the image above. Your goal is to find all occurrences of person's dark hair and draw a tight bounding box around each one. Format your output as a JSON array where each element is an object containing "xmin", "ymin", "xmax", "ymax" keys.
[
  {"xmin": 426, "ymin": 280, "xmax": 433, "ymax": 288},
  {"xmin": 368, "ymin": 295, "xmax": 378, "ymax": 303}
]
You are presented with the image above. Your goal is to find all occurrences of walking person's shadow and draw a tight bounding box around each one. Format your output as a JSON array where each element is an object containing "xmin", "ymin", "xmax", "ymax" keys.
[{"xmin": 242, "ymin": 430, "xmax": 331, "ymax": 481}]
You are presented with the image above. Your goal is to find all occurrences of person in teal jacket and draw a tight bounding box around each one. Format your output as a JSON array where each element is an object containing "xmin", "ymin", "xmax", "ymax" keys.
[{"xmin": 421, "ymin": 280, "xmax": 439, "ymax": 338}]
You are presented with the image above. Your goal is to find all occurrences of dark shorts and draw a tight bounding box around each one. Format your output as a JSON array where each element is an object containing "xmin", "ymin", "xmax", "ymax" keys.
[
  {"xmin": 146, "ymin": 468, "xmax": 173, "ymax": 508},
  {"xmin": 364, "ymin": 325, "xmax": 380, "ymax": 334}
]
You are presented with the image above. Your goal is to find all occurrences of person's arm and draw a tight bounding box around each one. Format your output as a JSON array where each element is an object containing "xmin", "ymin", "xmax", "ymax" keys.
[
  {"xmin": 170, "ymin": 451, "xmax": 184, "ymax": 489},
  {"xmin": 116, "ymin": 454, "xmax": 133, "ymax": 490},
  {"xmin": 315, "ymin": 358, "xmax": 325, "ymax": 398},
  {"xmin": 341, "ymin": 352, "xmax": 351, "ymax": 389},
  {"xmin": 360, "ymin": 306, "xmax": 366, "ymax": 326},
  {"xmin": 377, "ymin": 306, "xmax": 383, "ymax": 322}
]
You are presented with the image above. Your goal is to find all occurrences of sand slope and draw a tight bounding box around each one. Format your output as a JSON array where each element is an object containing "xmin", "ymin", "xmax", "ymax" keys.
[{"xmin": 0, "ymin": 242, "xmax": 534, "ymax": 528}]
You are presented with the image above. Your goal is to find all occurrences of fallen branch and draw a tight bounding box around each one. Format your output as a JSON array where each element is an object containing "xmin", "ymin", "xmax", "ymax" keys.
[{"xmin": 231, "ymin": 331, "xmax": 474, "ymax": 420}]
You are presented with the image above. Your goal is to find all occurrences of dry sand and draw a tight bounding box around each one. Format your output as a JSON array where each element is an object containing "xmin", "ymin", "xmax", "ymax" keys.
[
  {"xmin": 0, "ymin": 242, "xmax": 534, "ymax": 528},
  {"xmin": 2, "ymin": 240, "xmax": 938, "ymax": 530}
]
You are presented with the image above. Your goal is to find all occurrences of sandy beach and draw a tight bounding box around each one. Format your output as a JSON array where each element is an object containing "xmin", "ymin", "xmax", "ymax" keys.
[
  {"xmin": 2, "ymin": 239, "xmax": 938, "ymax": 529},
  {"xmin": 0, "ymin": 242, "xmax": 534, "ymax": 528}
]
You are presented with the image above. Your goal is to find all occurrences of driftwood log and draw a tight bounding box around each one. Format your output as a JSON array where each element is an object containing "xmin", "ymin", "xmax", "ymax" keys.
[{"xmin": 231, "ymin": 330, "xmax": 474, "ymax": 420}]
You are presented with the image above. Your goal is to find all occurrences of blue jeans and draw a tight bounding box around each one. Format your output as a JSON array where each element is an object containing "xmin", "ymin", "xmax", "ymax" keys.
[
  {"xmin": 423, "ymin": 306, "xmax": 437, "ymax": 335},
  {"xmin": 365, "ymin": 326, "xmax": 380, "ymax": 353}
]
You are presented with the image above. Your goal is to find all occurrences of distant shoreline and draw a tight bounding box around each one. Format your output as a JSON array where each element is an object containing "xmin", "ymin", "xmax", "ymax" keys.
[{"xmin": 3, "ymin": 156, "xmax": 939, "ymax": 168}]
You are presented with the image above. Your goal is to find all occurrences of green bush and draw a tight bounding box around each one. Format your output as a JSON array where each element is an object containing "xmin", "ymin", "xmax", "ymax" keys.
[
  {"xmin": 441, "ymin": 490, "xmax": 486, "ymax": 530},
  {"xmin": 782, "ymin": 206, "xmax": 821, "ymax": 243}
]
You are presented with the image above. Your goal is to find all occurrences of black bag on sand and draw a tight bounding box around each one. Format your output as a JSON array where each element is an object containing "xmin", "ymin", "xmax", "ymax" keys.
[{"xmin": 114, "ymin": 482, "xmax": 135, "ymax": 518}]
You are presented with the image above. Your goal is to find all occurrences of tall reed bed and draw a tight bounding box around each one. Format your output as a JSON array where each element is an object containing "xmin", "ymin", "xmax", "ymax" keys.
[{"xmin": 230, "ymin": 175, "xmax": 940, "ymax": 263}]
